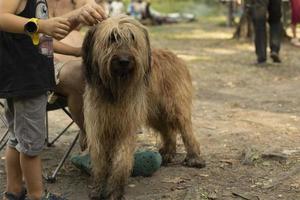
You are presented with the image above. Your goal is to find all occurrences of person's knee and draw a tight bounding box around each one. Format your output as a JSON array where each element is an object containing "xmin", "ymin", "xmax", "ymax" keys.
[
  {"xmin": 16, "ymin": 140, "xmax": 44, "ymax": 157},
  {"xmin": 57, "ymin": 61, "xmax": 85, "ymax": 95}
]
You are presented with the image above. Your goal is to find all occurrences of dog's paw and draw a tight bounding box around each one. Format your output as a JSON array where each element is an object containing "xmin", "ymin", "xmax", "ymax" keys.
[
  {"xmin": 183, "ymin": 156, "xmax": 206, "ymax": 168},
  {"xmin": 89, "ymin": 190, "xmax": 102, "ymax": 200},
  {"xmin": 159, "ymin": 148, "xmax": 176, "ymax": 165}
]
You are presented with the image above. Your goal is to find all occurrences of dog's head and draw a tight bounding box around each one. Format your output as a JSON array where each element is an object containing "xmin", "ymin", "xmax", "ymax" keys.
[{"xmin": 82, "ymin": 15, "xmax": 151, "ymax": 102}]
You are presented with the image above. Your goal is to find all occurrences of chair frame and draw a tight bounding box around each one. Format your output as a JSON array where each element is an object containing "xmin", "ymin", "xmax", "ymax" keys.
[
  {"xmin": 44, "ymin": 96, "xmax": 80, "ymax": 183},
  {"xmin": 0, "ymin": 102, "xmax": 9, "ymax": 151}
]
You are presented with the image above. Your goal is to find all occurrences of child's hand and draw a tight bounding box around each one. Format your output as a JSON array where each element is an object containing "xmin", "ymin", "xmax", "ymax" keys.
[
  {"xmin": 39, "ymin": 17, "xmax": 71, "ymax": 40},
  {"xmin": 76, "ymin": 3, "xmax": 107, "ymax": 26}
]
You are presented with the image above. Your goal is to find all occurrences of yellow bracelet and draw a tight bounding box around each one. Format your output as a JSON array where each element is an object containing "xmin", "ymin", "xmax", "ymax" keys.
[{"xmin": 28, "ymin": 18, "xmax": 40, "ymax": 45}]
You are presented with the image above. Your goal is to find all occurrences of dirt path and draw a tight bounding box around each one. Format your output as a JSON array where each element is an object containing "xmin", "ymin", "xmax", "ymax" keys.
[{"xmin": 1, "ymin": 18, "xmax": 300, "ymax": 200}]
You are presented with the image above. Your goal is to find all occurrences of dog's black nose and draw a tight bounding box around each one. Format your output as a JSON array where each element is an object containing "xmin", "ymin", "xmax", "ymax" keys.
[
  {"xmin": 111, "ymin": 55, "xmax": 134, "ymax": 77},
  {"xmin": 118, "ymin": 58, "xmax": 130, "ymax": 67}
]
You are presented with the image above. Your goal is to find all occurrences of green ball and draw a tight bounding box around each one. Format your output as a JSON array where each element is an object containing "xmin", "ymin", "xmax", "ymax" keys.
[
  {"xmin": 71, "ymin": 150, "xmax": 162, "ymax": 177},
  {"xmin": 70, "ymin": 153, "xmax": 92, "ymax": 175},
  {"xmin": 132, "ymin": 151, "xmax": 162, "ymax": 177}
]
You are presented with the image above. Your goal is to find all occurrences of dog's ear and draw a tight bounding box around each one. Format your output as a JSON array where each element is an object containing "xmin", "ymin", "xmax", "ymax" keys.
[{"xmin": 82, "ymin": 26, "xmax": 97, "ymax": 85}]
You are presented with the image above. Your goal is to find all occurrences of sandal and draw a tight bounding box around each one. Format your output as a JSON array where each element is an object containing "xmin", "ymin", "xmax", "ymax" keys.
[
  {"xmin": 40, "ymin": 192, "xmax": 67, "ymax": 200},
  {"xmin": 4, "ymin": 187, "xmax": 27, "ymax": 200},
  {"xmin": 24, "ymin": 192, "xmax": 67, "ymax": 200}
]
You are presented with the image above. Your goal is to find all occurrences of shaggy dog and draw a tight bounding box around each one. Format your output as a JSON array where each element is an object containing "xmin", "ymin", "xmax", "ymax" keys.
[{"xmin": 82, "ymin": 15, "xmax": 205, "ymax": 200}]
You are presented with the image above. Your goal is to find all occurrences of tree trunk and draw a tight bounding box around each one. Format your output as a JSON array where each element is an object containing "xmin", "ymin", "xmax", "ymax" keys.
[{"xmin": 233, "ymin": 0, "xmax": 253, "ymax": 39}]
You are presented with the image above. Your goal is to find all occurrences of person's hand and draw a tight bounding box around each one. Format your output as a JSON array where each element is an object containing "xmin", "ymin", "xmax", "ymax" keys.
[
  {"xmin": 76, "ymin": 3, "xmax": 108, "ymax": 26},
  {"xmin": 39, "ymin": 17, "xmax": 71, "ymax": 40}
]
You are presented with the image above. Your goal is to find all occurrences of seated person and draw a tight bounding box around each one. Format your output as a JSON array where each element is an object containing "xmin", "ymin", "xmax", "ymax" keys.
[
  {"xmin": 47, "ymin": 0, "xmax": 96, "ymax": 149},
  {"xmin": 128, "ymin": 0, "xmax": 195, "ymax": 25}
]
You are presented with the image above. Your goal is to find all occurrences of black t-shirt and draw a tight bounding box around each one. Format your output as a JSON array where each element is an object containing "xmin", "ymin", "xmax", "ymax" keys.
[{"xmin": 0, "ymin": 0, "xmax": 55, "ymax": 98}]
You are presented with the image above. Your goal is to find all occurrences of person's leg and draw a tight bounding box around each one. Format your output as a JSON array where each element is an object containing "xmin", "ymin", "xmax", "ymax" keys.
[
  {"xmin": 292, "ymin": 23, "xmax": 297, "ymax": 39},
  {"xmin": 3, "ymin": 99, "xmax": 24, "ymax": 200},
  {"xmin": 290, "ymin": 0, "xmax": 298, "ymax": 39},
  {"xmin": 13, "ymin": 94, "xmax": 48, "ymax": 200},
  {"xmin": 20, "ymin": 155, "xmax": 43, "ymax": 200},
  {"xmin": 4, "ymin": 148, "xmax": 23, "ymax": 199},
  {"xmin": 251, "ymin": 0, "xmax": 268, "ymax": 63},
  {"xmin": 55, "ymin": 59, "xmax": 85, "ymax": 130},
  {"xmin": 55, "ymin": 59, "xmax": 86, "ymax": 149},
  {"xmin": 268, "ymin": 0, "xmax": 282, "ymax": 62}
]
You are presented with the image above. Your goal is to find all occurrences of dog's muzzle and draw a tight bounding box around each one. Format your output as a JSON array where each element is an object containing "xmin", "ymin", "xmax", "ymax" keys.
[{"xmin": 111, "ymin": 54, "xmax": 135, "ymax": 77}]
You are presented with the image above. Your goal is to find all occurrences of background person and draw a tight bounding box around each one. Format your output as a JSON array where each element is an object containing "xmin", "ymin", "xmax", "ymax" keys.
[
  {"xmin": 251, "ymin": 0, "xmax": 282, "ymax": 64},
  {"xmin": 290, "ymin": 0, "xmax": 300, "ymax": 46},
  {"xmin": 110, "ymin": 0, "xmax": 125, "ymax": 16}
]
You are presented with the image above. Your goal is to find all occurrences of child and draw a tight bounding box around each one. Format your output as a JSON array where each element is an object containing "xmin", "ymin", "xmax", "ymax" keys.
[
  {"xmin": 290, "ymin": 0, "xmax": 300, "ymax": 46},
  {"xmin": 0, "ymin": 0, "xmax": 106, "ymax": 199}
]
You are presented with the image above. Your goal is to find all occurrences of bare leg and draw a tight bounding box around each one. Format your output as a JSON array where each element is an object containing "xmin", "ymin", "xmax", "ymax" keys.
[
  {"xmin": 20, "ymin": 154, "xmax": 43, "ymax": 200},
  {"xmin": 55, "ymin": 59, "xmax": 87, "ymax": 149},
  {"xmin": 4, "ymin": 147, "xmax": 23, "ymax": 200},
  {"xmin": 292, "ymin": 24, "xmax": 297, "ymax": 39},
  {"xmin": 55, "ymin": 59, "xmax": 85, "ymax": 130}
]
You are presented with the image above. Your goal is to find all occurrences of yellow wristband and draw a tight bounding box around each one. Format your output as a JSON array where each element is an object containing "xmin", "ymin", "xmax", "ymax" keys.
[{"xmin": 26, "ymin": 18, "xmax": 40, "ymax": 45}]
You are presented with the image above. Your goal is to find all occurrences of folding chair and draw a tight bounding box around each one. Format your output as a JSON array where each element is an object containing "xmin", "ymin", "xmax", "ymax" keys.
[
  {"xmin": 0, "ymin": 96, "xmax": 80, "ymax": 183},
  {"xmin": 44, "ymin": 94, "xmax": 80, "ymax": 183},
  {"xmin": 0, "ymin": 101, "xmax": 9, "ymax": 151}
]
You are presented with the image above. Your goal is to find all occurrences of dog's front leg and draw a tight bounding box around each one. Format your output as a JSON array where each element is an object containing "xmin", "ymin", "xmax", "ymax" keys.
[
  {"xmin": 89, "ymin": 144, "xmax": 109, "ymax": 200},
  {"xmin": 104, "ymin": 134, "xmax": 135, "ymax": 200}
]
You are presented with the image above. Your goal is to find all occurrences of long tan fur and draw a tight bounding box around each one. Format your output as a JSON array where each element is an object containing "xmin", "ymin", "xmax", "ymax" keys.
[{"xmin": 82, "ymin": 15, "xmax": 205, "ymax": 200}]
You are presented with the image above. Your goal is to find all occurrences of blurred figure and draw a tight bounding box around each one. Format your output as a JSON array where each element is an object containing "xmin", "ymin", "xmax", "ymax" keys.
[
  {"xmin": 290, "ymin": 0, "xmax": 300, "ymax": 46},
  {"xmin": 110, "ymin": 0, "xmax": 125, "ymax": 16},
  {"xmin": 127, "ymin": 0, "xmax": 150, "ymax": 20},
  {"xmin": 128, "ymin": 0, "xmax": 195, "ymax": 25},
  {"xmin": 251, "ymin": 0, "xmax": 282, "ymax": 64}
]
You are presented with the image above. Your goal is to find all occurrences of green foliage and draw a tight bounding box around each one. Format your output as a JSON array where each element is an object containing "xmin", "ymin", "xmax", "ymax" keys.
[{"xmin": 122, "ymin": 0, "xmax": 220, "ymax": 15}]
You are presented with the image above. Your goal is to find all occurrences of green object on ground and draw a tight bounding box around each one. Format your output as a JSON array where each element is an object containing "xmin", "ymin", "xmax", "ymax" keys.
[
  {"xmin": 132, "ymin": 151, "xmax": 162, "ymax": 177},
  {"xmin": 70, "ymin": 150, "xmax": 162, "ymax": 177},
  {"xmin": 70, "ymin": 153, "xmax": 92, "ymax": 175}
]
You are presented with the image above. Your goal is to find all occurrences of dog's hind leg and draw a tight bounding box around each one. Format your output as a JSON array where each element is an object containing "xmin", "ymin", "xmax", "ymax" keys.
[
  {"xmin": 176, "ymin": 114, "xmax": 206, "ymax": 168},
  {"xmin": 158, "ymin": 127, "xmax": 177, "ymax": 165},
  {"xmin": 148, "ymin": 113, "xmax": 177, "ymax": 165}
]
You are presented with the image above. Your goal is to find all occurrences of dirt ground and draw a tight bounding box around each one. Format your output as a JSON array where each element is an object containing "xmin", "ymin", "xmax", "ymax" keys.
[{"xmin": 1, "ymin": 18, "xmax": 300, "ymax": 200}]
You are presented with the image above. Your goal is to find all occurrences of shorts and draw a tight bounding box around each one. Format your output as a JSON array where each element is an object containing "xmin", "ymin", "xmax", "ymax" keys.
[
  {"xmin": 54, "ymin": 61, "xmax": 66, "ymax": 85},
  {"xmin": 48, "ymin": 61, "xmax": 66, "ymax": 104},
  {"xmin": 5, "ymin": 94, "xmax": 48, "ymax": 156}
]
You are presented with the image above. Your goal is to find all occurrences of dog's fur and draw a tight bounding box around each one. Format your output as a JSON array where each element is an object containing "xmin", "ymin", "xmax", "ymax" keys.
[{"xmin": 82, "ymin": 15, "xmax": 205, "ymax": 200}]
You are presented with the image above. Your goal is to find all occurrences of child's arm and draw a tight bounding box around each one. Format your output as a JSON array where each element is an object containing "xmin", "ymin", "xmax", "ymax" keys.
[
  {"xmin": 0, "ymin": 0, "xmax": 71, "ymax": 40},
  {"xmin": 53, "ymin": 40, "xmax": 81, "ymax": 57},
  {"xmin": 63, "ymin": 1, "xmax": 107, "ymax": 30}
]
